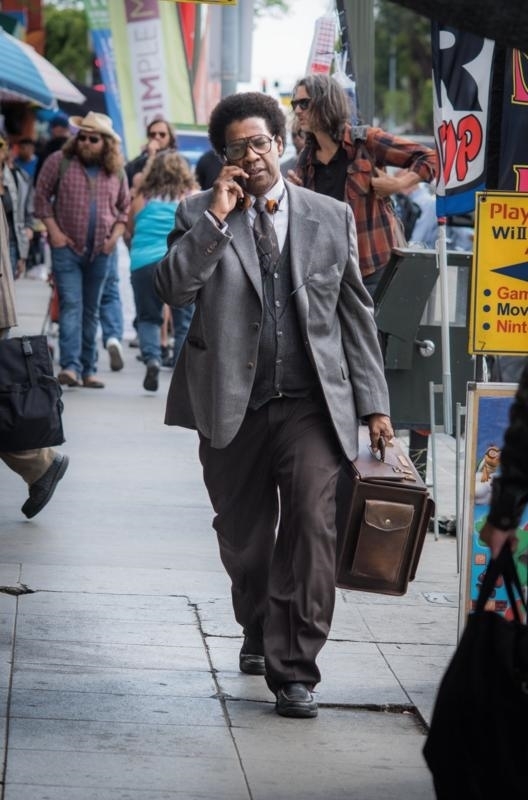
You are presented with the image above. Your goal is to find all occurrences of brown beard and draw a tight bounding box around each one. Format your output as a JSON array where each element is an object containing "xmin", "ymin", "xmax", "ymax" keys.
[{"xmin": 77, "ymin": 148, "xmax": 104, "ymax": 167}]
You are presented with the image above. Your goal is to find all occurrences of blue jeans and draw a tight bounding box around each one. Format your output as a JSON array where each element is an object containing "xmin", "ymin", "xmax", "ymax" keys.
[
  {"xmin": 171, "ymin": 304, "xmax": 194, "ymax": 365},
  {"xmin": 130, "ymin": 262, "xmax": 164, "ymax": 363},
  {"xmin": 99, "ymin": 248, "xmax": 123, "ymax": 345},
  {"xmin": 130, "ymin": 262, "xmax": 194, "ymax": 363},
  {"xmin": 9, "ymin": 241, "xmax": 18, "ymax": 277},
  {"xmin": 51, "ymin": 246, "xmax": 111, "ymax": 378}
]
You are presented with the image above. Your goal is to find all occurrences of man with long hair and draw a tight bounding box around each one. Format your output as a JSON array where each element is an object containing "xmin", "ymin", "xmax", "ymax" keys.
[
  {"xmin": 35, "ymin": 112, "xmax": 130, "ymax": 389},
  {"xmin": 125, "ymin": 116, "xmax": 178, "ymax": 190},
  {"xmin": 289, "ymin": 74, "xmax": 437, "ymax": 295}
]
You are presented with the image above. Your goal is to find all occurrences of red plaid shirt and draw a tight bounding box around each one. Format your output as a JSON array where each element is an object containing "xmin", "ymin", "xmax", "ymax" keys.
[
  {"xmin": 35, "ymin": 151, "xmax": 130, "ymax": 258},
  {"xmin": 296, "ymin": 124, "xmax": 437, "ymax": 277}
]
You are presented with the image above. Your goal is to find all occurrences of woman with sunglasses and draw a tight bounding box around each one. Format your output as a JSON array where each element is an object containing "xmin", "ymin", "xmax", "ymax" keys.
[
  {"xmin": 288, "ymin": 74, "xmax": 437, "ymax": 296},
  {"xmin": 35, "ymin": 111, "xmax": 130, "ymax": 389}
]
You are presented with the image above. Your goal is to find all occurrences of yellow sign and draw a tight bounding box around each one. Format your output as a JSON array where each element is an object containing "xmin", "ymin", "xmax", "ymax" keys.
[{"xmin": 469, "ymin": 191, "xmax": 528, "ymax": 355}]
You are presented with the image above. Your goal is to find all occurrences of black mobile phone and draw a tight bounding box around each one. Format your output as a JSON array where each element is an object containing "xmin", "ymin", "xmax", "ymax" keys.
[{"xmin": 234, "ymin": 175, "xmax": 247, "ymax": 209}]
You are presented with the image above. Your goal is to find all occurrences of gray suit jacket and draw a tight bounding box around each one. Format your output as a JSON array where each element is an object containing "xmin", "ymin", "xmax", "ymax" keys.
[{"xmin": 155, "ymin": 182, "xmax": 390, "ymax": 461}]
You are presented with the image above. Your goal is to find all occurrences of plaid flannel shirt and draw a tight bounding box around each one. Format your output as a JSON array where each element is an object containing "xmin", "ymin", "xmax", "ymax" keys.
[
  {"xmin": 296, "ymin": 124, "xmax": 437, "ymax": 277},
  {"xmin": 35, "ymin": 150, "xmax": 130, "ymax": 258}
]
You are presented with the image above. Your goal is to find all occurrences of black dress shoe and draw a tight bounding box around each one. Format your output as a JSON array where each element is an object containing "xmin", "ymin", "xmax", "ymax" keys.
[
  {"xmin": 276, "ymin": 682, "xmax": 318, "ymax": 718},
  {"xmin": 239, "ymin": 635, "xmax": 265, "ymax": 675},
  {"xmin": 21, "ymin": 454, "xmax": 69, "ymax": 519}
]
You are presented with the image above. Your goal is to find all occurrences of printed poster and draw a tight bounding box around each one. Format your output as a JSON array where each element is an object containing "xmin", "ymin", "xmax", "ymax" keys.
[{"xmin": 459, "ymin": 382, "xmax": 528, "ymax": 634}]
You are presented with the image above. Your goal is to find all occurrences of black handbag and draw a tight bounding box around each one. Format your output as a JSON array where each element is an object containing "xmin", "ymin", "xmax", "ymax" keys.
[
  {"xmin": 423, "ymin": 544, "xmax": 528, "ymax": 799},
  {"xmin": 0, "ymin": 335, "xmax": 65, "ymax": 452}
]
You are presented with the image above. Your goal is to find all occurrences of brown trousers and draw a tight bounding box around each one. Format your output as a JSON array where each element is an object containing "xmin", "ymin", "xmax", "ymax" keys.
[
  {"xmin": 199, "ymin": 394, "xmax": 342, "ymax": 691},
  {"xmin": 1, "ymin": 448, "xmax": 55, "ymax": 485}
]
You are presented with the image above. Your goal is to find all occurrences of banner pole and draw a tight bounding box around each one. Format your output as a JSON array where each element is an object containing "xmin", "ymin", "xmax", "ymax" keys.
[{"xmin": 437, "ymin": 219, "xmax": 453, "ymax": 434}]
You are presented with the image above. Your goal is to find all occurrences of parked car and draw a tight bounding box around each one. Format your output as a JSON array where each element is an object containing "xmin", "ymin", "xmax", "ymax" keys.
[{"xmin": 175, "ymin": 125, "xmax": 210, "ymax": 170}]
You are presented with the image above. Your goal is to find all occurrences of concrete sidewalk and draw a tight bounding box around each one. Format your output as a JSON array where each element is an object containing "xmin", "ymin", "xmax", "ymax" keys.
[{"xmin": 0, "ymin": 275, "xmax": 461, "ymax": 799}]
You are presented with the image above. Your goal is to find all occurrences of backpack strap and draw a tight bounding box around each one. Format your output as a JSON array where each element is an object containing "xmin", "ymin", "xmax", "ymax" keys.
[
  {"xmin": 53, "ymin": 158, "xmax": 126, "ymax": 195},
  {"xmin": 53, "ymin": 156, "xmax": 71, "ymax": 199}
]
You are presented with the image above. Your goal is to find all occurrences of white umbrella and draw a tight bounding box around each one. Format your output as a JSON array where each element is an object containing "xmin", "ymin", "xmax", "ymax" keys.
[{"xmin": 0, "ymin": 28, "xmax": 85, "ymax": 107}]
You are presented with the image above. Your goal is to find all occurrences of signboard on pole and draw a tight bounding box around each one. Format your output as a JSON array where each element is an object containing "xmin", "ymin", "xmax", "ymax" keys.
[
  {"xmin": 468, "ymin": 190, "xmax": 528, "ymax": 355},
  {"xmin": 459, "ymin": 382, "xmax": 527, "ymax": 634}
]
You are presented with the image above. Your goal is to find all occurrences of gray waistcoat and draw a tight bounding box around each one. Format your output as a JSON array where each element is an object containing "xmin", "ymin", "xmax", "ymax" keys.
[{"xmin": 249, "ymin": 234, "xmax": 318, "ymax": 410}]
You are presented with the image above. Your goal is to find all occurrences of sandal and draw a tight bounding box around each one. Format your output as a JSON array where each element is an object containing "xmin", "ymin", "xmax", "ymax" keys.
[
  {"xmin": 58, "ymin": 370, "xmax": 82, "ymax": 387},
  {"xmin": 82, "ymin": 376, "xmax": 105, "ymax": 389}
]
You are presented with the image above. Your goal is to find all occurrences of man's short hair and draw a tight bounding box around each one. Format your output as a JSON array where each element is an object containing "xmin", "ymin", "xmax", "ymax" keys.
[
  {"xmin": 50, "ymin": 112, "xmax": 69, "ymax": 129},
  {"xmin": 208, "ymin": 92, "xmax": 286, "ymax": 157}
]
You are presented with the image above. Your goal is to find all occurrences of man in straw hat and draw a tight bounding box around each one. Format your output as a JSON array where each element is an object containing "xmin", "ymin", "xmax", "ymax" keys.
[{"xmin": 35, "ymin": 111, "xmax": 130, "ymax": 388}]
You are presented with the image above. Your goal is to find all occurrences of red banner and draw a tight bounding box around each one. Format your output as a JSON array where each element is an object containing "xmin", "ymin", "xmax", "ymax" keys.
[
  {"xmin": 432, "ymin": 23, "xmax": 494, "ymax": 215},
  {"xmin": 498, "ymin": 50, "xmax": 528, "ymax": 191}
]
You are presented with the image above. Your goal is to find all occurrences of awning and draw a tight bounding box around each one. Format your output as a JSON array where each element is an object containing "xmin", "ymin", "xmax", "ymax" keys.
[
  {"xmin": 0, "ymin": 28, "xmax": 85, "ymax": 108},
  {"xmin": 385, "ymin": 0, "xmax": 528, "ymax": 50}
]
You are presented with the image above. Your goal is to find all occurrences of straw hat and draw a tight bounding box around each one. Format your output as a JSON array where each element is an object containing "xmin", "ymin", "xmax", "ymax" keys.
[{"xmin": 68, "ymin": 111, "xmax": 121, "ymax": 142}]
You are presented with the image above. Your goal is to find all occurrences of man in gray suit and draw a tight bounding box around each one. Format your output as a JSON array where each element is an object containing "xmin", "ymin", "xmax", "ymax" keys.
[{"xmin": 155, "ymin": 92, "xmax": 393, "ymax": 719}]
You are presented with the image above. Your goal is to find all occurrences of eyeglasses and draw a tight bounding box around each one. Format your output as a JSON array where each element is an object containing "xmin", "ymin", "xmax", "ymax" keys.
[
  {"xmin": 292, "ymin": 130, "xmax": 305, "ymax": 139},
  {"xmin": 148, "ymin": 130, "xmax": 169, "ymax": 139},
  {"xmin": 224, "ymin": 134, "xmax": 275, "ymax": 161},
  {"xmin": 78, "ymin": 133, "xmax": 102, "ymax": 144},
  {"xmin": 291, "ymin": 98, "xmax": 311, "ymax": 111}
]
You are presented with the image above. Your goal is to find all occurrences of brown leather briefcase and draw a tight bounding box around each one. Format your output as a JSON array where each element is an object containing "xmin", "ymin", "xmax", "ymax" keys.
[{"xmin": 335, "ymin": 428, "xmax": 434, "ymax": 596}]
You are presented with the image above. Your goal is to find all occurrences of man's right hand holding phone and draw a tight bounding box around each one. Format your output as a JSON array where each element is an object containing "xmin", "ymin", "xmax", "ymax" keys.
[{"xmin": 208, "ymin": 166, "xmax": 249, "ymax": 223}]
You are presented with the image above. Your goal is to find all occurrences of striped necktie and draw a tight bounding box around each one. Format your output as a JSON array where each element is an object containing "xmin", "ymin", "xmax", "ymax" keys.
[{"xmin": 253, "ymin": 196, "xmax": 280, "ymax": 274}]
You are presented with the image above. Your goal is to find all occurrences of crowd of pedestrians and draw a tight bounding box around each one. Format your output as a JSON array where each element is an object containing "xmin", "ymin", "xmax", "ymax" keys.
[{"xmin": 4, "ymin": 74, "xmax": 528, "ymax": 735}]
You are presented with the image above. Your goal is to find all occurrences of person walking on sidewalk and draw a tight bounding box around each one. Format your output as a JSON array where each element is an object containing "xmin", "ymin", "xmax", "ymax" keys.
[
  {"xmin": 127, "ymin": 150, "xmax": 198, "ymax": 392},
  {"xmin": 480, "ymin": 359, "xmax": 528, "ymax": 558},
  {"xmin": 35, "ymin": 111, "xmax": 130, "ymax": 389},
  {"xmin": 288, "ymin": 73, "xmax": 437, "ymax": 295},
  {"xmin": 125, "ymin": 116, "xmax": 179, "ymax": 193},
  {"xmin": 99, "ymin": 246, "xmax": 125, "ymax": 373},
  {"xmin": 155, "ymin": 91, "xmax": 393, "ymax": 719},
  {"xmin": 0, "ymin": 203, "xmax": 69, "ymax": 518},
  {"xmin": 0, "ymin": 129, "xmax": 35, "ymax": 280}
]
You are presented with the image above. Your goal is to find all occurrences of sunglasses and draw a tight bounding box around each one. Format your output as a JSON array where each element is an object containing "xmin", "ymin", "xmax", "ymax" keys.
[
  {"xmin": 291, "ymin": 98, "xmax": 311, "ymax": 111},
  {"xmin": 224, "ymin": 134, "xmax": 275, "ymax": 161},
  {"xmin": 148, "ymin": 130, "xmax": 169, "ymax": 139},
  {"xmin": 78, "ymin": 133, "xmax": 102, "ymax": 144}
]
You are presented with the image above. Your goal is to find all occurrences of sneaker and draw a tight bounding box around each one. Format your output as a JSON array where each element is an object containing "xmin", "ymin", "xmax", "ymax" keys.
[
  {"xmin": 143, "ymin": 359, "xmax": 160, "ymax": 392},
  {"xmin": 106, "ymin": 337, "xmax": 124, "ymax": 371}
]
